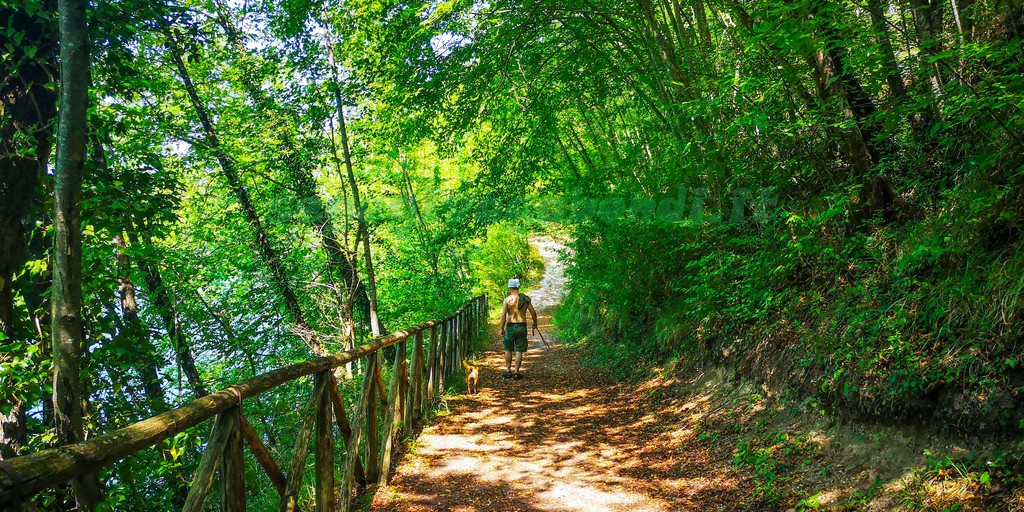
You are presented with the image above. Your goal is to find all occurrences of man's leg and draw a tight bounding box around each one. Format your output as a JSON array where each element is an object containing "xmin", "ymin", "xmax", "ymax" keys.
[
  {"xmin": 503, "ymin": 325, "xmax": 514, "ymax": 378},
  {"xmin": 512, "ymin": 325, "xmax": 527, "ymax": 378}
]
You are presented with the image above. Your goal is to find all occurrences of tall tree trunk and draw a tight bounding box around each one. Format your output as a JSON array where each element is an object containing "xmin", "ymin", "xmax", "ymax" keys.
[
  {"xmin": 396, "ymin": 155, "xmax": 441, "ymax": 279},
  {"xmin": 211, "ymin": 3, "xmax": 375, "ymax": 338},
  {"xmin": 800, "ymin": 0, "xmax": 895, "ymax": 216},
  {"xmin": 115, "ymin": 229, "xmax": 191, "ymax": 506},
  {"xmin": 326, "ymin": 117, "xmax": 358, "ymax": 377},
  {"xmin": 950, "ymin": 0, "xmax": 974, "ymax": 42},
  {"xmin": 157, "ymin": 16, "xmax": 326, "ymax": 356},
  {"xmin": 636, "ymin": 0, "xmax": 728, "ymax": 189},
  {"xmin": 0, "ymin": 3, "xmax": 58, "ymax": 460},
  {"xmin": 336, "ymin": 104, "xmax": 384, "ymax": 338},
  {"xmin": 723, "ymin": 1, "xmax": 820, "ymax": 116},
  {"xmin": 910, "ymin": 0, "xmax": 946, "ymax": 104},
  {"xmin": 114, "ymin": 228, "xmax": 196, "ymax": 506},
  {"xmin": 113, "ymin": 233, "xmax": 167, "ymax": 412},
  {"xmin": 322, "ymin": 27, "xmax": 385, "ymax": 338},
  {"xmin": 52, "ymin": 0, "xmax": 102, "ymax": 507},
  {"xmin": 322, "ymin": 25, "xmax": 382, "ymax": 344},
  {"xmin": 691, "ymin": 0, "xmax": 713, "ymax": 47},
  {"xmin": 127, "ymin": 226, "xmax": 210, "ymax": 398},
  {"xmin": 90, "ymin": 139, "xmax": 170, "ymax": 413},
  {"xmin": 867, "ymin": 0, "xmax": 909, "ymax": 101}
]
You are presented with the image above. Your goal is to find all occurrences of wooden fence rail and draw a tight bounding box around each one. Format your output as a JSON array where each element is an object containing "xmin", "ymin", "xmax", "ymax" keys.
[{"xmin": 0, "ymin": 295, "xmax": 489, "ymax": 511}]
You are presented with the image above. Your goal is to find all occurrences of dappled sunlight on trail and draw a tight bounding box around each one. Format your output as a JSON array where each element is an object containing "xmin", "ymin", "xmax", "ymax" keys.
[{"xmin": 370, "ymin": 309, "xmax": 751, "ymax": 512}]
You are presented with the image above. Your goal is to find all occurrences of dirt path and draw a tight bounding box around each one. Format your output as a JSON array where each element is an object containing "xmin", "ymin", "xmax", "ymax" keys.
[
  {"xmin": 369, "ymin": 309, "xmax": 756, "ymax": 512},
  {"xmin": 366, "ymin": 237, "xmax": 1022, "ymax": 511}
]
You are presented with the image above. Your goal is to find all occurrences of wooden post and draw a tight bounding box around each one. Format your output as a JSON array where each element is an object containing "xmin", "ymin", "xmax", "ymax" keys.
[
  {"xmin": 451, "ymin": 315, "xmax": 458, "ymax": 374},
  {"xmin": 339, "ymin": 355, "xmax": 374, "ymax": 512},
  {"xmin": 466, "ymin": 304, "xmax": 472, "ymax": 352},
  {"xmin": 327, "ymin": 375, "xmax": 366, "ymax": 485},
  {"xmin": 438, "ymin": 320, "xmax": 448, "ymax": 389},
  {"xmin": 456, "ymin": 313, "xmax": 464, "ymax": 365},
  {"xmin": 470, "ymin": 300, "xmax": 477, "ymax": 341},
  {"xmin": 397, "ymin": 340, "xmax": 408, "ymax": 426},
  {"xmin": 417, "ymin": 332, "xmax": 428, "ymax": 422},
  {"xmin": 448, "ymin": 315, "xmax": 456, "ymax": 376},
  {"xmin": 378, "ymin": 346, "xmax": 404, "ymax": 487},
  {"xmin": 452, "ymin": 314, "xmax": 459, "ymax": 367},
  {"xmin": 314, "ymin": 372, "xmax": 335, "ymax": 512},
  {"xmin": 365, "ymin": 354, "xmax": 380, "ymax": 484},
  {"xmin": 425, "ymin": 325, "xmax": 438, "ymax": 411},
  {"xmin": 409, "ymin": 332, "xmax": 424, "ymax": 428},
  {"xmin": 280, "ymin": 375, "xmax": 327, "ymax": 512},
  {"xmin": 183, "ymin": 408, "xmax": 237, "ymax": 512},
  {"xmin": 222, "ymin": 405, "xmax": 245, "ymax": 512},
  {"xmin": 375, "ymin": 362, "xmax": 388, "ymax": 411},
  {"xmin": 241, "ymin": 415, "xmax": 286, "ymax": 495}
]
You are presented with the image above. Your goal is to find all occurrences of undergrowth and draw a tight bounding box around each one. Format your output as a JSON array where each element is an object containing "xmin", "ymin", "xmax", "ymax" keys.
[
  {"xmin": 677, "ymin": 374, "xmax": 1024, "ymax": 510},
  {"xmin": 555, "ymin": 171, "xmax": 1024, "ymax": 434}
]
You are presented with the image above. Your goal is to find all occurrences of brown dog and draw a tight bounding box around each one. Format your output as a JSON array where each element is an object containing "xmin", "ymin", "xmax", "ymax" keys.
[{"xmin": 462, "ymin": 360, "xmax": 480, "ymax": 394}]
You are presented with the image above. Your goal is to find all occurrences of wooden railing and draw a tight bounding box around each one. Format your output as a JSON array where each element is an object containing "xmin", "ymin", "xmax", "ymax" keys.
[{"xmin": 0, "ymin": 295, "xmax": 488, "ymax": 511}]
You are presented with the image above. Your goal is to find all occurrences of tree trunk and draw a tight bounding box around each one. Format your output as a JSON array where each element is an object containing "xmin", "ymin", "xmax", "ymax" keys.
[
  {"xmin": 723, "ymin": 1, "xmax": 820, "ymax": 115},
  {"xmin": 866, "ymin": 0, "xmax": 908, "ymax": 101},
  {"xmin": 910, "ymin": 0, "xmax": 946, "ymax": 100},
  {"xmin": 323, "ymin": 35, "xmax": 385, "ymax": 338},
  {"xmin": 950, "ymin": 0, "xmax": 974, "ymax": 42},
  {"xmin": 212, "ymin": 4, "xmax": 375, "ymax": 336},
  {"xmin": 691, "ymin": 0, "xmax": 713, "ymax": 47},
  {"xmin": 157, "ymin": 16, "xmax": 325, "ymax": 356},
  {"xmin": 396, "ymin": 155, "xmax": 441, "ymax": 279},
  {"xmin": 322, "ymin": 25, "xmax": 384, "ymax": 340},
  {"xmin": 340, "ymin": 108, "xmax": 384, "ymax": 338},
  {"xmin": 52, "ymin": 0, "xmax": 102, "ymax": 507},
  {"xmin": 113, "ymin": 233, "xmax": 167, "ymax": 413},
  {"xmin": 0, "ymin": 405, "xmax": 27, "ymax": 461},
  {"xmin": 89, "ymin": 139, "xmax": 171, "ymax": 414},
  {"xmin": 801, "ymin": 0, "xmax": 896, "ymax": 216},
  {"xmin": 126, "ymin": 227, "xmax": 210, "ymax": 398},
  {"xmin": 0, "ymin": 3, "xmax": 58, "ymax": 460}
]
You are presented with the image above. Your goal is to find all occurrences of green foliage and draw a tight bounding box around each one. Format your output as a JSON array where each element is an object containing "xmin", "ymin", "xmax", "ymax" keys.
[
  {"xmin": 469, "ymin": 221, "xmax": 544, "ymax": 299},
  {"xmin": 4, "ymin": 0, "xmax": 1024, "ymax": 507}
]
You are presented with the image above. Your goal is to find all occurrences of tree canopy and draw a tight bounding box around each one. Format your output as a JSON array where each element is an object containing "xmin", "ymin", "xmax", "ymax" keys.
[{"xmin": 1, "ymin": 0, "xmax": 1023, "ymax": 507}]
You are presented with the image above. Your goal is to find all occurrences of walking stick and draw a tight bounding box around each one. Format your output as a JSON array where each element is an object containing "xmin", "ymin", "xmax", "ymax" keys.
[{"xmin": 536, "ymin": 328, "xmax": 552, "ymax": 349}]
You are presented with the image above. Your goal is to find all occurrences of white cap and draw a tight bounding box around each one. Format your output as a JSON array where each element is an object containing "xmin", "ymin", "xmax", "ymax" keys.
[{"xmin": 507, "ymin": 278, "xmax": 520, "ymax": 288}]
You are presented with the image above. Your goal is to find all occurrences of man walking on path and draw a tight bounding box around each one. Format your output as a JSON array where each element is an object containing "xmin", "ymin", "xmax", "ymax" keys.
[{"xmin": 499, "ymin": 278, "xmax": 539, "ymax": 380}]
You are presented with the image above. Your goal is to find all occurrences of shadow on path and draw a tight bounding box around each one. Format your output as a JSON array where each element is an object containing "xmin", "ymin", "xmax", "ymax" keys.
[{"xmin": 370, "ymin": 310, "xmax": 757, "ymax": 512}]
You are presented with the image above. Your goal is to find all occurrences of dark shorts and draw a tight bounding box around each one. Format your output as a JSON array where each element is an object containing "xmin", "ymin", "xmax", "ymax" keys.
[{"xmin": 504, "ymin": 323, "xmax": 528, "ymax": 353}]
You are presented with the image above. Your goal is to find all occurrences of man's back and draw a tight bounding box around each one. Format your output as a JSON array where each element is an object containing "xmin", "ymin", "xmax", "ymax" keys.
[{"xmin": 504, "ymin": 293, "xmax": 531, "ymax": 323}]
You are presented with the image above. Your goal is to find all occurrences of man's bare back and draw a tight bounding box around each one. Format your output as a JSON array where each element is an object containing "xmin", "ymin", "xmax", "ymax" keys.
[{"xmin": 503, "ymin": 295, "xmax": 532, "ymax": 323}]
